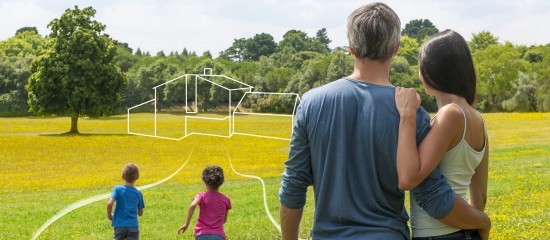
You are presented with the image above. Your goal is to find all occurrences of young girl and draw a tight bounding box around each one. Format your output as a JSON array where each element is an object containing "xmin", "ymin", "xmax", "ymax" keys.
[
  {"xmin": 178, "ymin": 165, "xmax": 231, "ymax": 240},
  {"xmin": 395, "ymin": 30, "xmax": 490, "ymax": 240}
]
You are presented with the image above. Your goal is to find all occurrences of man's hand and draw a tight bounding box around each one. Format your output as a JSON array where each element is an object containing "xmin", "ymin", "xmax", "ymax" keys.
[
  {"xmin": 478, "ymin": 227, "xmax": 490, "ymax": 240},
  {"xmin": 440, "ymin": 194, "xmax": 491, "ymax": 231}
]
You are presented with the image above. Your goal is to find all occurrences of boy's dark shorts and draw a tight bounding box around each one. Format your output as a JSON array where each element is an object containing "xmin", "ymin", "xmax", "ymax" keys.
[{"xmin": 114, "ymin": 227, "xmax": 139, "ymax": 240}]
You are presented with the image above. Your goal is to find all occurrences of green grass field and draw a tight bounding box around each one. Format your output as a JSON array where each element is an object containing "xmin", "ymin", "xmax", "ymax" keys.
[{"xmin": 0, "ymin": 113, "xmax": 548, "ymax": 239}]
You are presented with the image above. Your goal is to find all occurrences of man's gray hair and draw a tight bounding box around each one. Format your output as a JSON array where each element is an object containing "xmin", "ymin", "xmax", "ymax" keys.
[{"xmin": 347, "ymin": 2, "xmax": 401, "ymax": 60}]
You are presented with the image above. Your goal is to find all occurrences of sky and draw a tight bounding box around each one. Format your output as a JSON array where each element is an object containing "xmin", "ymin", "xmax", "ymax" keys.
[{"xmin": 0, "ymin": 0, "xmax": 549, "ymax": 57}]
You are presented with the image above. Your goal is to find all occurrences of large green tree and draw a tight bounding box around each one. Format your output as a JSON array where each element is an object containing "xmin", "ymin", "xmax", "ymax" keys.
[
  {"xmin": 26, "ymin": 6, "xmax": 126, "ymax": 133},
  {"xmin": 0, "ymin": 57, "xmax": 33, "ymax": 116},
  {"xmin": 264, "ymin": 68, "xmax": 296, "ymax": 92},
  {"xmin": 401, "ymin": 19, "xmax": 439, "ymax": 43},
  {"xmin": 277, "ymin": 30, "xmax": 328, "ymax": 54},
  {"xmin": 473, "ymin": 43, "xmax": 529, "ymax": 111},
  {"xmin": 316, "ymin": 28, "xmax": 331, "ymax": 52},
  {"xmin": 469, "ymin": 31, "xmax": 499, "ymax": 53},
  {"xmin": 397, "ymin": 35, "xmax": 420, "ymax": 65},
  {"xmin": 0, "ymin": 27, "xmax": 45, "ymax": 57},
  {"xmin": 114, "ymin": 41, "xmax": 138, "ymax": 72},
  {"xmin": 0, "ymin": 27, "xmax": 45, "ymax": 116},
  {"xmin": 220, "ymin": 33, "xmax": 276, "ymax": 62}
]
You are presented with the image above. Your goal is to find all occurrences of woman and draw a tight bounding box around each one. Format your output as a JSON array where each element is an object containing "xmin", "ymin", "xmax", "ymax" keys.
[{"xmin": 395, "ymin": 29, "xmax": 490, "ymax": 240}]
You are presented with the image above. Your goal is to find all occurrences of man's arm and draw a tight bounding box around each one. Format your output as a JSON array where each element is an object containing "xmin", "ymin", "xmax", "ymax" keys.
[
  {"xmin": 279, "ymin": 103, "xmax": 312, "ymax": 239},
  {"xmin": 280, "ymin": 205, "xmax": 303, "ymax": 240},
  {"xmin": 440, "ymin": 194, "xmax": 490, "ymax": 230},
  {"xmin": 413, "ymin": 167, "xmax": 490, "ymax": 230}
]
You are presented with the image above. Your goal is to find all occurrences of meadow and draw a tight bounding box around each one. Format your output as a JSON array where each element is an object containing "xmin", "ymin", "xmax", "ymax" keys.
[{"xmin": 0, "ymin": 112, "xmax": 548, "ymax": 239}]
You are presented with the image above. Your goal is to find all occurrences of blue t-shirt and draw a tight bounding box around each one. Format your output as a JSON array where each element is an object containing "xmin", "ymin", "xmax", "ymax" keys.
[
  {"xmin": 279, "ymin": 78, "xmax": 454, "ymax": 239},
  {"xmin": 111, "ymin": 185, "xmax": 145, "ymax": 228}
]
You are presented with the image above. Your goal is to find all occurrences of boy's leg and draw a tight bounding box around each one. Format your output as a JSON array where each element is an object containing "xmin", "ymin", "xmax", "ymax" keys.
[
  {"xmin": 113, "ymin": 227, "xmax": 127, "ymax": 240},
  {"xmin": 125, "ymin": 227, "xmax": 140, "ymax": 240}
]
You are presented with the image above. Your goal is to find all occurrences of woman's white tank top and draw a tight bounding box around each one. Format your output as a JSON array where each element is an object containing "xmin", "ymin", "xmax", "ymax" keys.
[{"xmin": 410, "ymin": 104, "xmax": 487, "ymax": 237}]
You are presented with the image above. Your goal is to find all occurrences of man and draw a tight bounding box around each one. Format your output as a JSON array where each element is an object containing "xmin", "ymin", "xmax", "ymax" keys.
[{"xmin": 279, "ymin": 3, "xmax": 490, "ymax": 239}]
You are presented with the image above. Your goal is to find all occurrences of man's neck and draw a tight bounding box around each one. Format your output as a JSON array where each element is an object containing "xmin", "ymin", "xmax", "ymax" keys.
[
  {"xmin": 125, "ymin": 182, "xmax": 135, "ymax": 187},
  {"xmin": 348, "ymin": 57, "xmax": 393, "ymax": 86}
]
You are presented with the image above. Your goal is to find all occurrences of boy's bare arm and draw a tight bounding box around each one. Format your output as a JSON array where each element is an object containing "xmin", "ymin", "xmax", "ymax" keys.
[
  {"xmin": 106, "ymin": 198, "xmax": 115, "ymax": 220},
  {"xmin": 138, "ymin": 209, "xmax": 143, "ymax": 216}
]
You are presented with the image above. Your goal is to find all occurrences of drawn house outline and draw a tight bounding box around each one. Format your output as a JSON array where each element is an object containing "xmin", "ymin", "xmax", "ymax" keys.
[{"xmin": 128, "ymin": 68, "xmax": 300, "ymax": 140}]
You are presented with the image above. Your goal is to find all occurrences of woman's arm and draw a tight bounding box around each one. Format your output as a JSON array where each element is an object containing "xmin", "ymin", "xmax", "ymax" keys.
[
  {"xmin": 469, "ymin": 138, "xmax": 489, "ymax": 211},
  {"xmin": 395, "ymin": 88, "xmax": 463, "ymax": 189},
  {"xmin": 470, "ymin": 139, "xmax": 490, "ymax": 240},
  {"xmin": 178, "ymin": 197, "xmax": 201, "ymax": 234}
]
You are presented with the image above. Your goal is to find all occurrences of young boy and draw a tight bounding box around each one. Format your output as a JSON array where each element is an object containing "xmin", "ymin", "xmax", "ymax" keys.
[{"xmin": 107, "ymin": 163, "xmax": 145, "ymax": 240}]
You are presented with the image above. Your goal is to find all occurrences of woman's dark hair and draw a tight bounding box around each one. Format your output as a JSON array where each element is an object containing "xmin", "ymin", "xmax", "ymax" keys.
[
  {"xmin": 202, "ymin": 165, "xmax": 224, "ymax": 190},
  {"xmin": 419, "ymin": 29, "xmax": 477, "ymax": 105}
]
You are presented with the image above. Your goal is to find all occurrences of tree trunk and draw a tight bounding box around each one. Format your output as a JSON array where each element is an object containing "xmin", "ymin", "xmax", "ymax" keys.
[{"xmin": 70, "ymin": 115, "xmax": 79, "ymax": 134}]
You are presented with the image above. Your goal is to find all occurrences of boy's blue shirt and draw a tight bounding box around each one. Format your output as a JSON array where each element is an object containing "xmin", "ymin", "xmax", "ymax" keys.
[{"xmin": 111, "ymin": 185, "xmax": 145, "ymax": 228}]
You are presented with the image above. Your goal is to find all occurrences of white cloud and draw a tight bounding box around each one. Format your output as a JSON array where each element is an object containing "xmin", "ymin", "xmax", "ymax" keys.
[
  {"xmin": 0, "ymin": 0, "xmax": 548, "ymax": 57},
  {"xmin": 0, "ymin": 1, "xmax": 52, "ymax": 38}
]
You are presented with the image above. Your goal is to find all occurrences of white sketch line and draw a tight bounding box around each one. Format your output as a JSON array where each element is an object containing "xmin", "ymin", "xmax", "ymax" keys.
[
  {"xmin": 222, "ymin": 145, "xmax": 282, "ymax": 234},
  {"xmin": 231, "ymin": 133, "xmax": 290, "ymax": 141},
  {"xmin": 233, "ymin": 112, "xmax": 293, "ymax": 117},
  {"xmin": 31, "ymin": 148, "xmax": 195, "ymax": 240},
  {"xmin": 128, "ymin": 99, "xmax": 155, "ymax": 110},
  {"xmin": 188, "ymin": 132, "xmax": 231, "ymax": 138},
  {"xmin": 129, "ymin": 69, "xmax": 298, "ymax": 140},
  {"xmin": 127, "ymin": 132, "xmax": 184, "ymax": 141},
  {"xmin": 186, "ymin": 116, "xmax": 230, "ymax": 121}
]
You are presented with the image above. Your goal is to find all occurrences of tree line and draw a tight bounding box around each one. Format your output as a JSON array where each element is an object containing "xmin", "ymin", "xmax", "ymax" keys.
[{"xmin": 1, "ymin": 6, "xmax": 548, "ymax": 128}]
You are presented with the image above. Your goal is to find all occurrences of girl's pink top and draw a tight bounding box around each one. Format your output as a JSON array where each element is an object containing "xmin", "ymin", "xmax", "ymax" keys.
[{"xmin": 194, "ymin": 191, "xmax": 231, "ymax": 238}]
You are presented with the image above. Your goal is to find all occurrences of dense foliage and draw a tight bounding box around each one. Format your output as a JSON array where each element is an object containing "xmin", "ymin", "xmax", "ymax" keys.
[
  {"xmin": 25, "ymin": 6, "xmax": 126, "ymax": 133},
  {"xmin": 1, "ymin": 7, "xmax": 549, "ymax": 118}
]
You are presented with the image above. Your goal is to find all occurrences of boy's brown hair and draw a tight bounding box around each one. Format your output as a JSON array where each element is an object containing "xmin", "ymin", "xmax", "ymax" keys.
[{"xmin": 122, "ymin": 163, "xmax": 140, "ymax": 183}]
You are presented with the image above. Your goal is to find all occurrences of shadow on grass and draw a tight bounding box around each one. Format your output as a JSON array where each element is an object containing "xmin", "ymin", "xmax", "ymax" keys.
[
  {"xmin": 39, "ymin": 132, "xmax": 130, "ymax": 137},
  {"xmin": 85, "ymin": 116, "xmax": 128, "ymax": 121},
  {"xmin": 16, "ymin": 115, "xmax": 128, "ymax": 120}
]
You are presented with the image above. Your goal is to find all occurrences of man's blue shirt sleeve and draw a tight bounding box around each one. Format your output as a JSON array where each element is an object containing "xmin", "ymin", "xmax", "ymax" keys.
[
  {"xmin": 279, "ymin": 103, "xmax": 313, "ymax": 209},
  {"xmin": 412, "ymin": 107, "xmax": 456, "ymax": 219}
]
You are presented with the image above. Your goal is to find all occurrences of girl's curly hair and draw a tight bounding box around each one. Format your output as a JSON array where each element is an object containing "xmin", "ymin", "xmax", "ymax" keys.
[{"xmin": 202, "ymin": 165, "xmax": 224, "ymax": 190}]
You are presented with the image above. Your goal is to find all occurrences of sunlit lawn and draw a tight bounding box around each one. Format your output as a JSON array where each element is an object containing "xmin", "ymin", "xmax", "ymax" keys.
[{"xmin": 0, "ymin": 112, "xmax": 548, "ymax": 239}]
